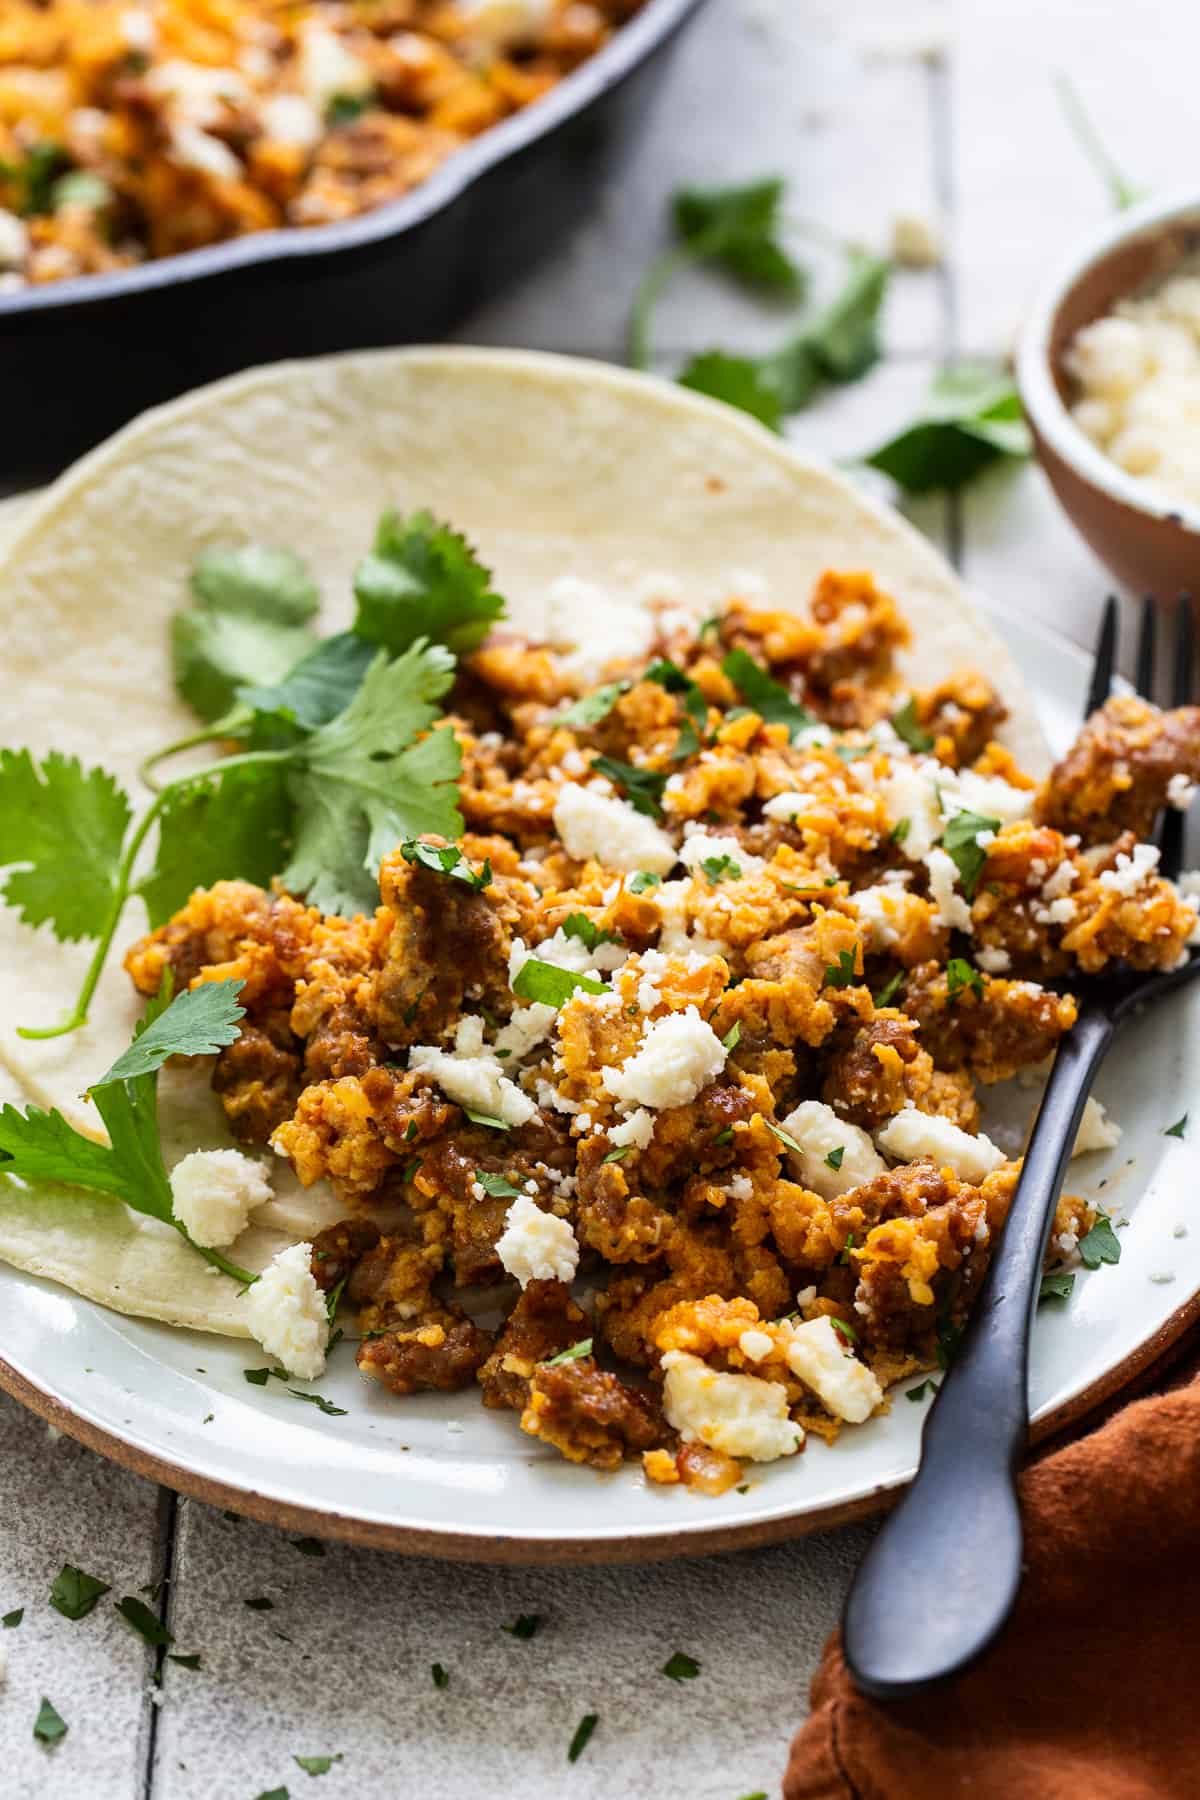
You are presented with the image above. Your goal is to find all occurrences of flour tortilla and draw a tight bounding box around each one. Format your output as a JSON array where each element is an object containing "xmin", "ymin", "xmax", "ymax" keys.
[{"xmin": 0, "ymin": 347, "xmax": 1047, "ymax": 1334}]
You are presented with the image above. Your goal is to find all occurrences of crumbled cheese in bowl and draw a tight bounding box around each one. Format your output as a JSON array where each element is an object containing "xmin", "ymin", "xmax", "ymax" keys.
[
  {"xmin": 1065, "ymin": 271, "xmax": 1200, "ymax": 513},
  {"xmin": 169, "ymin": 1148, "xmax": 273, "ymax": 1248},
  {"xmin": 660, "ymin": 1351, "xmax": 804, "ymax": 1462},
  {"xmin": 496, "ymin": 1195, "xmax": 579, "ymax": 1287},
  {"xmin": 243, "ymin": 1241, "xmax": 330, "ymax": 1380},
  {"xmin": 875, "ymin": 1107, "xmax": 1005, "ymax": 1182}
]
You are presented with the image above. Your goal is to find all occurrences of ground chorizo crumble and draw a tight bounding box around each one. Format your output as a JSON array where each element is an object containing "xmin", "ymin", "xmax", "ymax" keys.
[{"xmin": 125, "ymin": 572, "xmax": 1200, "ymax": 1491}]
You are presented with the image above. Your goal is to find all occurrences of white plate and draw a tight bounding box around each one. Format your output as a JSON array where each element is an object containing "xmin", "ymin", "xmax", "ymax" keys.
[{"xmin": 1, "ymin": 605, "xmax": 1196, "ymax": 1560}]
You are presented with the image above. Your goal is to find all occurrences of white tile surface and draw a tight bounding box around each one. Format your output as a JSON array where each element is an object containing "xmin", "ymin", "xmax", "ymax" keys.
[{"xmin": 0, "ymin": 0, "xmax": 1180, "ymax": 1793}]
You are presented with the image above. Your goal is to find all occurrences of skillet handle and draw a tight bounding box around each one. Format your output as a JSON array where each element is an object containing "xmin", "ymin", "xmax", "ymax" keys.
[{"xmin": 841, "ymin": 1007, "xmax": 1115, "ymax": 1699}]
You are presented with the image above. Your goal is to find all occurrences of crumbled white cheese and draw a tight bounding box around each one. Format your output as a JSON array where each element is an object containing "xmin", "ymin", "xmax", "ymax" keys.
[
  {"xmin": 1071, "ymin": 1096, "xmax": 1122, "ymax": 1157},
  {"xmin": 410, "ymin": 1017, "xmax": 537, "ymax": 1127},
  {"xmin": 876, "ymin": 1106, "xmax": 1005, "ymax": 1182},
  {"xmin": 1167, "ymin": 772, "xmax": 1196, "ymax": 811},
  {"xmin": 243, "ymin": 1241, "xmax": 330, "ymax": 1380},
  {"xmin": 259, "ymin": 94, "xmax": 323, "ymax": 148},
  {"xmin": 975, "ymin": 945, "xmax": 1011, "ymax": 973},
  {"xmin": 848, "ymin": 883, "xmax": 921, "ymax": 950},
  {"xmin": 1034, "ymin": 895, "xmax": 1077, "ymax": 926},
  {"xmin": 943, "ymin": 766, "xmax": 1033, "ymax": 826},
  {"xmin": 761, "ymin": 790, "xmax": 818, "ymax": 822},
  {"xmin": 120, "ymin": 7, "xmax": 156, "ymax": 52},
  {"xmin": 782, "ymin": 1316, "xmax": 884, "ymax": 1423},
  {"xmin": 724, "ymin": 1172, "xmax": 754, "ymax": 1202},
  {"xmin": 0, "ymin": 210, "xmax": 28, "ymax": 272},
  {"xmin": 169, "ymin": 123, "xmax": 242, "ymax": 179},
  {"xmin": 777, "ymin": 1100, "xmax": 884, "ymax": 1200},
  {"xmin": 891, "ymin": 210, "xmax": 942, "ymax": 269},
  {"xmin": 738, "ymin": 1328, "xmax": 775, "ymax": 1364},
  {"xmin": 609, "ymin": 1108, "xmax": 655, "ymax": 1149},
  {"xmin": 925, "ymin": 846, "xmax": 973, "ymax": 932},
  {"xmin": 553, "ymin": 782, "xmax": 676, "ymax": 876},
  {"xmin": 169, "ymin": 1149, "xmax": 273, "ymax": 1248},
  {"xmin": 496, "ymin": 1194, "xmax": 579, "ymax": 1287},
  {"xmin": 1098, "ymin": 842, "xmax": 1160, "ymax": 897},
  {"xmin": 493, "ymin": 1001, "xmax": 557, "ymax": 1063},
  {"xmin": 601, "ymin": 1007, "xmax": 726, "ymax": 1111},
  {"xmin": 297, "ymin": 24, "xmax": 373, "ymax": 109},
  {"xmin": 144, "ymin": 59, "xmax": 250, "ymax": 127},
  {"xmin": 877, "ymin": 762, "xmax": 942, "ymax": 859},
  {"xmin": 1041, "ymin": 860, "xmax": 1077, "ymax": 901},
  {"xmin": 660, "ymin": 1350, "xmax": 803, "ymax": 1462},
  {"xmin": 545, "ymin": 576, "xmax": 657, "ymax": 686}
]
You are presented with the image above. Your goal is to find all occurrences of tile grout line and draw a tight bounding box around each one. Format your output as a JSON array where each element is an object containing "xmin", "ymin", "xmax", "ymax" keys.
[
  {"xmin": 139, "ymin": 1487, "xmax": 180, "ymax": 1800},
  {"xmin": 928, "ymin": 49, "xmax": 964, "ymax": 569}
]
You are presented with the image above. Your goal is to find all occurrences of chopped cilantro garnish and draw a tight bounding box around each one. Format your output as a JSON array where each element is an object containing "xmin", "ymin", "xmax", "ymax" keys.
[
  {"xmin": 822, "ymin": 948, "xmax": 861, "ymax": 989},
  {"xmin": 661, "ymin": 1650, "xmax": 701, "ymax": 1682},
  {"xmin": 645, "ymin": 658, "xmax": 709, "ymax": 757},
  {"xmin": 1078, "ymin": 1212, "xmax": 1122, "ymax": 1270},
  {"xmin": 825, "ymin": 1146, "xmax": 845, "ymax": 1171},
  {"xmin": 591, "ymin": 755, "xmax": 668, "ymax": 820},
  {"xmin": 629, "ymin": 870, "xmax": 662, "ymax": 893},
  {"xmin": 905, "ymin": 1379, "xmax": 940, "ymax": 1402},
  {"xmin": 701, "ymin": 854, "xmax": 742, "ymax": 884},
  {"xmin": 567, "ymin": 1713, "xmax": 599, "ymax": 1763},
  {"xmin": 561, "ymin": 912, "xmax": 620, "ymax": 952},
  {"xmin": 861, "ymin": 365, "xmax": 1031, "ymax": 496},
  {"xmin": 401, "ymin": 839, "xmax": 491, "ymax": 893},
  {"xmin": 545, "ymin": 1339, "xmax": 593, "ymax": 1366},
  {"xmin": 167, "ymin": 1652, "xmax": 202, "ymax": 1670},
  {"xmin": 873, "ymin": 971, "xmax": 904, "ymax": 1007},
  {"xmin": 1039, "ymin": 1269, "xmax": 1076, "ymax": 1303},
  {"xmin": 244, "ymin": 1367, "xmax": 273, "ymax": 1387},
  {"xmin": 287, "ymin": 1389, "xmax": 348, "ymax": 1417},
  {"xmin": 935, "ymin": 1315, "xmax": 964, "ymax": 1368},
  {"xmin": 463, "ymin": 1110, "xmax": 510, "ymax": 1132},
  {"xmin": 33, "ymin": 1696, "xmax": 68, "ymax": 1746},
  {"xmin": 601, "ymin": 1147, "xmax": 631, "ymax": 1165},
  {"xmin": 474, "ymin": 1171, "xmax": 523, "ymax": 1198},
  {"xmin": 326, "ymin": 90, "xmax": 371, "ymax": 123},
  {"xmin": 889, "ymin": 697, "xmax": 934, "ymax": 753},
  {"xmin": 940, "ymin": 808, "xmax": 1001, "ymax": 900},
  {"xmin": 3, "ymin": 1608, "xmax": 23, "ymax": 1628},
  {"xmin": 512, "ymin": 958, "xmax": 607, "ymax": 1008},
  {"xmin": 431, "ymin": 1662, "xmax": 450, "ymax": 1689},
  {"xmin": 722, "ymin": 1021, "xmax": 741, "ymax": 1051},
  {"xmin": 116, "ymin": 1595, "xmax": 173, "ymax": 1648},
  {"xmin": 720, "ymin": 649, "xmax": 815, "ymax": 740},
  {"xmin": 1165, "ymin": 1114, "xmax": 1189, "ymax": 1139},
  {"xmin": 0, "ymin": 981, "xmax": 254, "ymax": 1284},
  {"xmin": 713, "ymin": 1126, "xmax": 734, "ymax": 1146},
  {"xmin": 49, "ymin": 1565, "xmax": 111, "ymax": 1621},
  {"xmin": 294, "ymin": 1753, "xmax": 342, "ymax": 1776},
  {"xmin": 764, "ymin": 1118, "xmax": 805, "ymax": 1159},
  {"xmin": 503, "ymin": 1614, "xmax": 542, "ymax": 1640},
  {"xmin": 558, "ymin": 681, "xmax": 629, "ymax": 728},
  {"xmin": 352, "ymin": 509, "xmax": 504, "ymax": 658},
  {"xmin": 890, "ymin": 816, "xmax": 911, "ymax": 846},
  {"xmin": 831, "ymin": 1316, "xmax": 858, "ymax": 1345},
  {"xmin": 946, "ymin": 957, "xmax": 984, "ymax": 1001}
]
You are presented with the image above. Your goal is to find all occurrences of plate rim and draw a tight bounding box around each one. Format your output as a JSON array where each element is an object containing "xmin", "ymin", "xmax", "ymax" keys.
[{"xmin": 0, "ymin": 600, "xmax": 1193, "ymax": 1562}]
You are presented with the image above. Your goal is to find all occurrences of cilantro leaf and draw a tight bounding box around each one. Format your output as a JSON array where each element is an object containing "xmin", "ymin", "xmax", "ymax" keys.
[
  {"xmin": 3, "ymin": 1609, "xmax": 23, "ymax": 1627},
  {"xmin": 287, "ymin": 1389, "xmax": 348, "ymax": 1416},
  {"xmin": 175, "ymin": 544, "xmax": 320, "ymax": 723},
  {"xmin": 720, "ymin": 650, "xmax": 815, "ymax": 740},
  {"xmin": 512, "ymin": 960, "xmax": 607, "ymax": 1008},
  {"xmin": 874, "ymin": 970, "xmax": 904, "ymax": 1007},
  {"xmin": 673, "ymin": 179, "xmax": 804, "ymax": 294},
  {"xmin": 661, "ymin": 1650, "xmax": 701, "ymax": 1681},
  {"xmin": 1078, "ymin": 1212, "xmax": 1122, "ymax": 1270},
  {"xmin": 906, "ymin": 1378, "xmax": 940, "ymax": 1402},
  {"xmin": 629, "ymin": 870, "xmax": 662, "ymax": 893},
  {"xmin": 764, "ymin": 1118, "xmax": 805, "ymax": 1159},
  {"xmin": 561, "ymin": 912, "xmax": 620, "ymax": 951},
  {"xmin": 33, "ymin": 1697, "xmax": 68, "ymax": 1745},
  {"xmin": 0, "ymin": 749, "xmax": 131, "ymax": 942},
  {"xmin": 825, "ymin": 1146, "xmax": 845, "ymax": 1171},
  {"xmin": 890, "ymin": 697, "xmax": 934, "ymax": 753},
  {"xmin": 281, "ymin": 644, "xmax": 462, "ymax": 916},
  {"xmin": 238, "ymin": 633, "xmax": 376, "ymax": 739},
  {"xmin": 602, "ymin": 1147, "xmax": 630, "ymax": 1164},
  {"xmin": 502, "ymin": 1615, "xmax": 541, "ymax": 1640},
  {"xmin": 49, "ymin": 1565, "xmax": 111, "ymax": 1620},
  {"xmin": 722, "ymin": 1021, "xmax": 741, "ymax": 1051},
  {"xmin": 1165, "ymin": 1114, "xmax": 1189, "ymax": 1139},
  {"xmin": 545, "ymin": 1338, "xmax": 593, "ymax": 1366},
  {"xmin": 431, "ymin": 1662, "xmax": 450, "ymax": 1689},
  {"xmin": 945, "ymin": 957, "xmax": 984, "ymax": 1002},
  {"xmin": 567, "ymin": 1714, "xmax": 598, "ymax": 1763},
  {"xmin": 51, "ymin": 169, "xmax": 110, "ymax": 211},
  {"xmin": 136, "ymin": 763, "xmax": 292, "ymax": 928},
  {"xmin": 295, "ymin": 1754, "xmax": 343, "ymax": 1776},
  {"xmin": 95, "ymin": 979, "xmax": 245, "ymax": 1086},
  {"xmin": 1, "ymin": 141, "xmax": 69, "ymax": 216},
  {"xmin": 401, "ymin": 838, "xmax": 490, "ymax": 893},
  {"xmin": 353, "ymin": 510, "xmax": 504, "ymax": 658},
  {"xmin": 701, "ymin": 854, "xmax": 741, "ymax": 884},
  {"xmin": 823, "ymin": 948, "xmax": 861, "ymax": 989},
  {"xmin": 941, "ymin": 808, "xmax": 1001, "ymax": 900},
  {"xmin": 590, "ymin": 755, "xmax": 668, "ymax": 821},
  {"xmin": 862, "ymin": 365, "xmax": 1032, "ymax": 495},
  {"xmin": 327, "ymin": 89, "xmax": 372, "ymax": 123},
  {"xmin": 1039, "ymin": 1269, "xmax": 1076, "ymax": 1303},
  {"xmin": 463, "ymin": 1109, "xmax": 510, "ymax": 1132},
  {"xmin": 168, "ymin": 1652, "xmax": 202, "ymax": 1669},
  {"xmin": 116, "ymin": 1595, "xmax": 173, "ymax": 1648},
  {"xmin": 474, "ymin": 1171, "xmax": 523, "ymax": 1199},
  {"xmin": 678, "ymin": 352, "xmax": 784, "ymax": 433},
  {"xmin": 558, "ymin": 681, "xmax": 629, "ymax": 728}
]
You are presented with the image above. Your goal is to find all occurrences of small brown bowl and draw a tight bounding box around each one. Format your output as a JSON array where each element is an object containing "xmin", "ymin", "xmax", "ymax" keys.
[{"xmin": 1016, "ymin": 193, "xmax": 1200, "ymax": 597}]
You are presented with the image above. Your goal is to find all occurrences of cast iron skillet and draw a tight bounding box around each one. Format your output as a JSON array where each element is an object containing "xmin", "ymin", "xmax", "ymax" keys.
[{"xmin": 0, "ymin": 0, "xmax": 708, "ymax": 478}]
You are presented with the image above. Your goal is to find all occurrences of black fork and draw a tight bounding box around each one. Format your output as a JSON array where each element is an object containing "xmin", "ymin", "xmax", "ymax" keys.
[{"xmin": 842, "ymin": 595, "xmax": 1200, "ymax": 1700}]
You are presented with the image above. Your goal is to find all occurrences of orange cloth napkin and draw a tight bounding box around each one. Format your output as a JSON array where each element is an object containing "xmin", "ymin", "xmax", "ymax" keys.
[{"xmin": 784, "ymin": 1350, "xmax": 1200, "ymax": 1799}]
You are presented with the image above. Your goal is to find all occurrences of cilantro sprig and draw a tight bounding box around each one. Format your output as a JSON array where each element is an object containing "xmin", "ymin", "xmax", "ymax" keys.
[
  {"xmin": 720, "ymin": 650, "xmax": 815, "ymax": 740},
  {"xmin": 352, "ymin": 509, "xmax": 504, "ymax": 658},
  {"xmin": 0, "ymin": 980, "xmax": 255, "ymax": 1283},
  {"xmin": 861, "ymin": 365, "xmax": 1031, "ymax": 496},
  {"xmin": 940, "ymin": 808, "xmax": 1001, "ymax": 901}
]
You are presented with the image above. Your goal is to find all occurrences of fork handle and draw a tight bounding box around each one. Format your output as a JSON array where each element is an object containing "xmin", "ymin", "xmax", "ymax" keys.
[{"xmin": 841, "ymin": 1005, "xmax": 1115, "ymax": 1699}]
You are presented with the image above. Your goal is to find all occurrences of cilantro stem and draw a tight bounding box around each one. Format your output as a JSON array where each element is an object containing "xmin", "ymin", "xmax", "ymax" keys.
[
  {"xmin": 176, "ymin": 1225, "xmax": 255, "ymax": 1287},
  {"xmin": 17, "ymin": 747, "xmax": 294, "ymax": 1040},
  {"xmin": 1053, "ymin": 71, "xmax": 1141, "ymax": 209},
  {"xmin": 628, "ymin": 243, "xmax": 697, "ymax": 370},
  {"xmin": 138, "ymin": 723, "xmax": 248, "ymax": 793}
]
